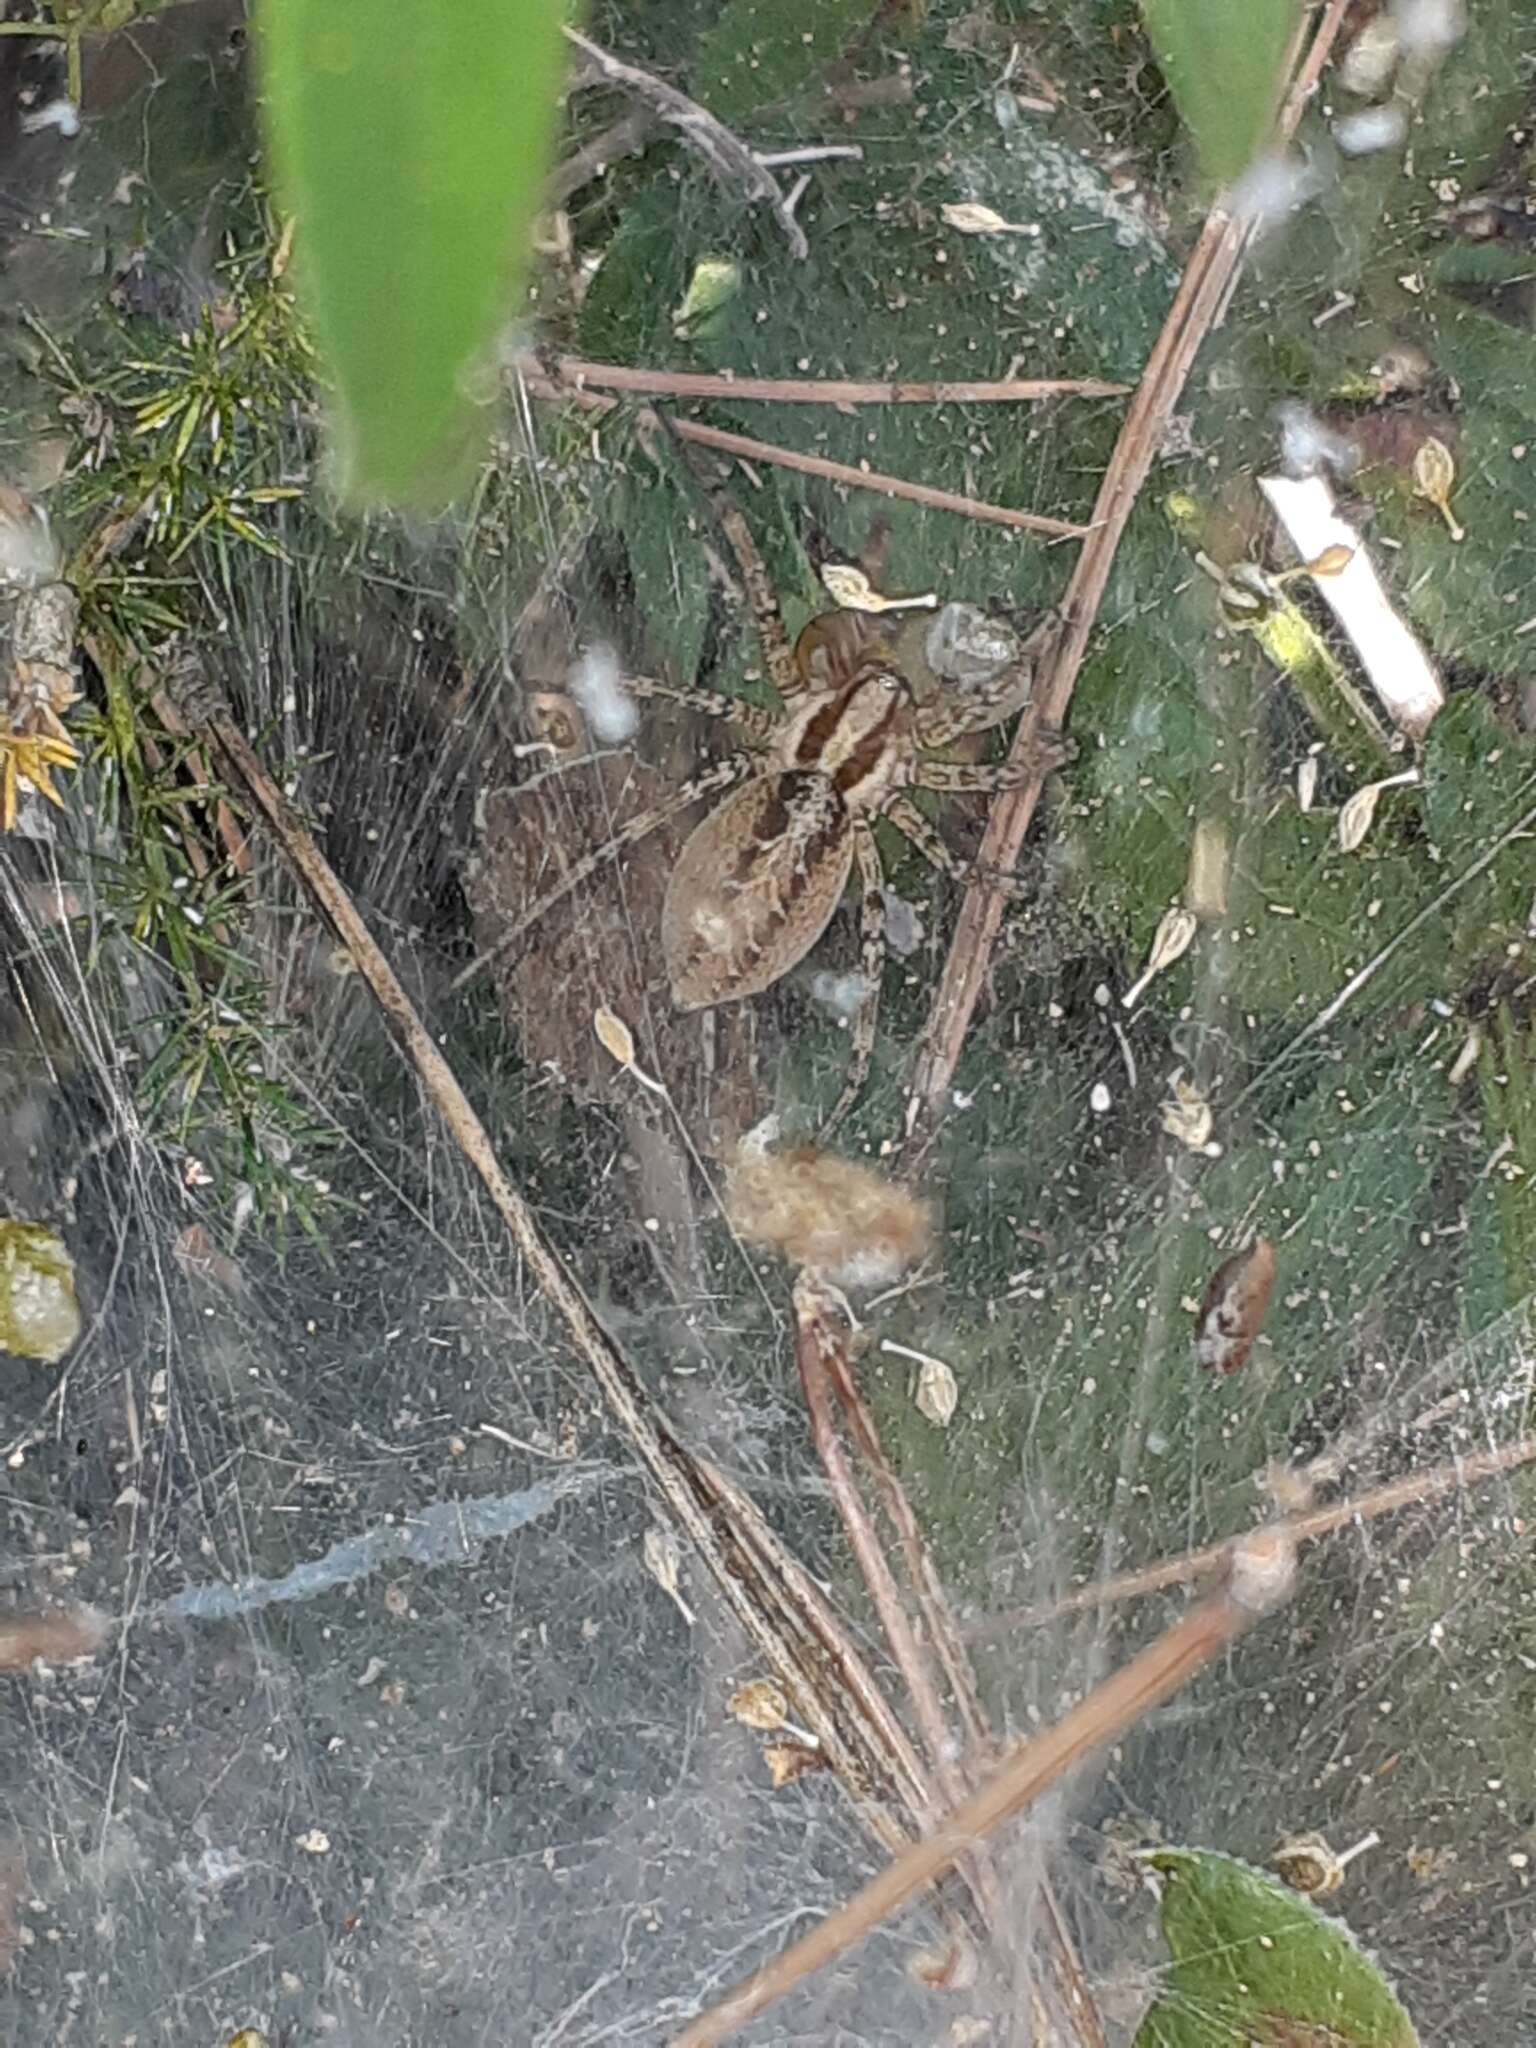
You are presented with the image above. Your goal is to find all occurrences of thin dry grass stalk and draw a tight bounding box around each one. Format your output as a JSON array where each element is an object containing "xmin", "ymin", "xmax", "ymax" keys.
[
  {"xmin": 673, "ymin": 1524, "xmax": 1298, "ymax": 2046},
  {"xmin": 526, "ymin": 353, "xmax": 1132, "ymax": 406},
  {"xmin": 667, "ymin": 416, "xmax": 1092, "ymax": 541},
  {"xmin": 968, "ymin": 1431, "xmax": 1536, "ymax": 1641},
  {"xmin": 903, "ymin": 0, "xmax": 1358, "ymax": 1138}
]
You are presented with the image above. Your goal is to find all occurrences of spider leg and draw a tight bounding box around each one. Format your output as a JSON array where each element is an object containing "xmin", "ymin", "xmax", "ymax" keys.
[
  {"xmin": 884, "ymin": 792, "xmax": 1032, "ymax": 900},
  {"xmin": 667, "ymin": 429, "xmax": 801, "ymax": 699},
  {"xmin": 821, "ymin": 819, "xmax": 887, "ymax": 1135},
  {"xmin": 449, "ymin": 750, "xmax": 754, "ymax": 996},
  {"xmin": 912, "ymin": 758, "xmax": 1034, "ymax": 796},
  {"xmin": 626, "ymin": 675, "xmax": 777, "ymax": 744}
]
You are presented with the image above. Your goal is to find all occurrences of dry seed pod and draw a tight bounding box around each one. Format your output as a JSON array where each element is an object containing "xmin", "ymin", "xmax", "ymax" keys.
[
  {"xmin": 1412, "ymin": 436, "xmax": 1465, "ymax": 540},
  {"xmin": 820, "ymin": 562, "xmax": 937, "ymax": 614},
  {"xmin": 1273, "ymin": 1827, "xmax": 1380, "ymax": 1896},
  {"xmin": 941, "ymin": 200, "xmax": 1034, "ymax": 236},
  {"xmin": 1123, "ymin": 905, "xmax": 1198, "ymax": 1008},
  {"xmin": 764, "ymin": 1739, "xmax": 827, "ymax": 1788},
  {"xmin": 1194, "ymin": 1236, "xmax": 1277, "ymax": 1375},
  {"xmin": 914, "ymin": 1355, "xmax": 959, "ymax": 1427},
  {"xmin": 729, "ymin": 1679, "xmax": 789, "ymax": 1732},
  {"xmin": 1161, "ymin": 1077, "xmax": 1214, "ymax": 1154},
  {"xmin": 1305, "ymin": 541, "xmax": 1356, "ymax": 578},
  {"xmin": 593, "ymin": 1005, "xmax": 636, "ymax": 1071},
  {"xmin": 1338, "ymin": 767, "xmax": 1419, "ymax": 853}
]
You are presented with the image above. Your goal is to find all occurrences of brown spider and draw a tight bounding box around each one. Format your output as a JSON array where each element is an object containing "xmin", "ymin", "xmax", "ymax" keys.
[{"xmin": 454, "ymin": 492, "xmax": 1068, "ymax": 1129}]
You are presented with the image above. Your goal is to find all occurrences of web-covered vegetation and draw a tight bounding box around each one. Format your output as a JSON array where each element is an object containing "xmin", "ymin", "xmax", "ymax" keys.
[{"xmin": 0, "ymin": 1, "xmax": 1532, "ymax": 2043}]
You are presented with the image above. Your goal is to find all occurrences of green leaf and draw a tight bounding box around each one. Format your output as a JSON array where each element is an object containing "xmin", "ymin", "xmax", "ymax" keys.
[
  {"xmin": 1134, "ymin": 1849, "xmax": 1421, "ymax": 2046},
  {"xmin": 257, "ymin": 0, "xmax": 567, "ymax": 507},
  {"xmin": 1140, "ymin": 0, "xmax": 1299, "ymax": 186}
]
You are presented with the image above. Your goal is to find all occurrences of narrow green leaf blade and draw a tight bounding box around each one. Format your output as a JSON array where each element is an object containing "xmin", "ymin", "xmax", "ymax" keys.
[
  {"xmin": 1134, "ymin": 1849, "xmax": 1421, "ymax": 2046},
  {"xmin": 1140, "ymin": 0, "xmax": 1299, "ymax": 186},
  {"xmin": 257, "ymin": 0, "xmax": 566, "ymax": 507}
]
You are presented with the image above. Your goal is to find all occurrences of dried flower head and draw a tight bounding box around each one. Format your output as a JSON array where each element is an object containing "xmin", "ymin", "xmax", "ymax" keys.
[{"xmin": 725, "ymin": 1143, "xmax": 931, "ymax": 1290}]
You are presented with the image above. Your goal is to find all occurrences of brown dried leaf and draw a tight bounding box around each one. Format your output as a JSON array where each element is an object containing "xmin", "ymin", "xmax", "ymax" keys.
[
  {"xmin": 1194, "ymin": 1236, "xmax": 1277, "ymax": 1375},
  {"xmin": 763, "ymin": 1739, "xmax": 827, "ymax": 1788},
  {"xmin": 728, "ymin": 1678, "xmax": 788, "ymax": 1731}
]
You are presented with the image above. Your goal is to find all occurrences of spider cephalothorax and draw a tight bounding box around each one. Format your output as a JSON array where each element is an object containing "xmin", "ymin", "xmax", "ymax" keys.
[{"xmin": 456, "ymin": 509, "xmax": 1067, "ymax": 1129}]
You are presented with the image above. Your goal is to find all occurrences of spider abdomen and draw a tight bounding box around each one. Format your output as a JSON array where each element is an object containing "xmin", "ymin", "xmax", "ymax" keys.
[{"xmin": 662, "ymin": 769, "xmax": 855, "ymax": 1010}]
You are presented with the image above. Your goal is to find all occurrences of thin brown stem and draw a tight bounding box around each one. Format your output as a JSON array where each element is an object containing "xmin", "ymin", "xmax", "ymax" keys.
[
  {"xmin": 563, "ymin": 26, "xmax": 810, "ymax": 258},
  {"xmin": 526, "ymin": 353, "xmax": 1132, "ymax": 406},
  {"xmin": 903, "ymin": 0, "xmax": 1356, "ymax": 1138},
  {"xmin": 967, "ymin": 1431, "xmax": 1536, "ymax": 1642},
  {"xmin": 794, "ymin": 1279, "xmax": 954, "ymax": 1808},
  {"xmin": 673, "ymin": 1525, "xmax": 1296, "ymax": 2046},
  {"xmin": 667, "ymin": 416, "xmax": 1091, "ymax": 540}
]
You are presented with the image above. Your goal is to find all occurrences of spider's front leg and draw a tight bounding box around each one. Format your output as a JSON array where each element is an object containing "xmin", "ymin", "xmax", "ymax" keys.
[
  {"xmin": 625, "ymin": 675, "xmax": 777, "ymax": 744},
  {"xmin": 820, "ymin": 821, "xmax": 887, "ymax": 1136}
]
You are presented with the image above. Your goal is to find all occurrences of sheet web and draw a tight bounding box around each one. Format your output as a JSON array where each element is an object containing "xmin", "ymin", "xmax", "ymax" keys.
[{"xmin": 0, "ymin": 1, "xmax": 1533, "ymax": 2044}]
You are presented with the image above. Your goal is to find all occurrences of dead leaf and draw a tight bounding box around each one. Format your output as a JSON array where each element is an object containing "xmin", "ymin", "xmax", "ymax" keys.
[
  {"xmin": 1194, "ymin": 1237, "xmax": 1277, "ymax": 1375},
  {"xmin": 728, "ymin": 1679, "xmax": 788, "ymax": 1731}
]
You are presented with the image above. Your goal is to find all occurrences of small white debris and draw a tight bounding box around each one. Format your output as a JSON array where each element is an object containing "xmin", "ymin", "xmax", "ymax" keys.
[
  {"xmin": 1297, "ymin": 756, "xmax": 1319, "ymax": 812},
  {"xmin": 1090, "ymin": 1082, "xmax": 1112, "ymax": 1115},
  {"xmin": 1334, "ymin": 106, "xmax": 1407, "ymax": 155},
  {"xmin": 294, "ymin": 1829, "xmax": 331, "ymax": 1856},
  {"xmin": 569, "ymin": 644, "xmax": 637, "ymax": 744},
  {"xmin": 1230, "ymin": 153, "xmax": 1326, "ymax": 235},
  {"xmin": 1447, "ymin": 1029, "xmax": 1482, "ymax": 1086},
  {"xmin": 21, "ymin": 99, "xmax": 80, "ymax": 138},
  {"xmin": 1277, "ymin": 402, "xmax": 1358, "ymax": 480},
  {"xmin": 809, "ymin": 970, "xmax": 869, "ymax": 1021},
  {"xmin": 1259, "ymin": 472, "xmax": 1445, "ymax": 739},
  {"xmin": 1396, "ymin": 0, "xmax": 1465, "ymax": 56},
  {"xmin": 882, "ymin": 888, "xmax": 924, "ymax": 957}
]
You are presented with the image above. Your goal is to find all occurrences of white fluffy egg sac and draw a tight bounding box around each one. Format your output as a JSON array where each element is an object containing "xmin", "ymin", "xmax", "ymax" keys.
[{"xmin": 569, "ymin": 644, "xmax": 638, "ymax": 744}]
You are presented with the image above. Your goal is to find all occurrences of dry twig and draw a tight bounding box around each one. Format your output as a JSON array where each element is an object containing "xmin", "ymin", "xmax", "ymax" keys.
[
  {"xmin": 667, "ymin": 416, "xmax": 1090, "ymax": 541},
  {"xmin": 903, "ymin": 0, "xmax": 1357, "ymax": 1138},
  {"xmin": 525, "ymin": 353, "xmax": 1132, "ymax": 406},
  {"xmin": 967, "ymin": 1432, "xmax": 1536, "ymax": 1641},
  {"xmin": 674, "ymin": 1523, "xmax": 1298, "ymax": 2046},
  {"xmin": 563, "ymin": 26, "xmax": 811, "ymax": 258}
]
